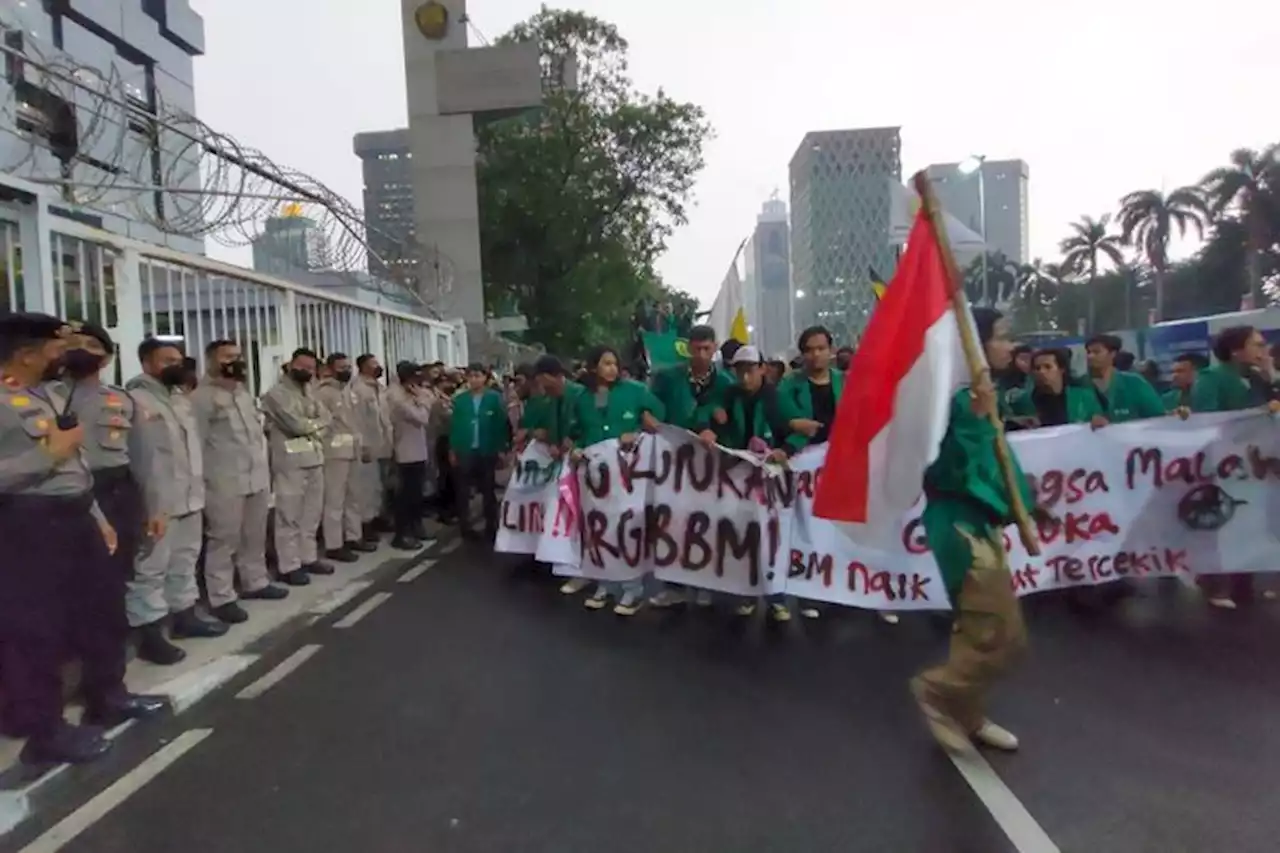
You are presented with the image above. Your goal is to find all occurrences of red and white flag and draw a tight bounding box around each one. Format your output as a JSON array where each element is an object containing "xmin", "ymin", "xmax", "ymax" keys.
[{"xmin": 812, "ymin": 204, "xmax": 976, "ymax": 546}]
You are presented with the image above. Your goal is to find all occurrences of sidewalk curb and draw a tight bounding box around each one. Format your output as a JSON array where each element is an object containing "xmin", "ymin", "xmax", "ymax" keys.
[{"xmin": 0, "ymin": 538, "xmax": 449, "ymax": 840}]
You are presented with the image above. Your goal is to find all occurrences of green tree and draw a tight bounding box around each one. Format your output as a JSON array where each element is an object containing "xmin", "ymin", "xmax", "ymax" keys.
[
  {"xmin": 477, "ymin": 8, "xmax": 712, "ymax": 356},
  {"xmin": 1008, "ymin": 259, "xmax": 1065, "ymax": 334},
  {"xmin": 1059, "ymin": 214, "xmax": 1126, "ymax": 334},
  {"xmin": 961, "ymin": 250, "xmax": 1020, "ymax": 308},
  {"xmin": 1200, "ymin": 144, "xmax": 1280, "ymax": 309},
  {"xmin": 1116, "ymin": 187, "xmax": 1208, "ymax": 322}
]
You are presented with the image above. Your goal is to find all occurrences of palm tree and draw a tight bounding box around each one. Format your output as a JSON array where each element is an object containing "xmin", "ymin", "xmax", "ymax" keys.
[
  {"xmin": 1059, "ymin": 214, "xmax": 1126, "ymax": 334},
  {"xmin": 1009, "ymin": 259, "xmax": 1064, "ymax": 332},
  {"xmin": 1200, "ymin": 144, "xmax": 1280, "ymax": 309},
  {"xmin": 1116, "ymin": 187, "xmax": 1208, "ymax": 322}
]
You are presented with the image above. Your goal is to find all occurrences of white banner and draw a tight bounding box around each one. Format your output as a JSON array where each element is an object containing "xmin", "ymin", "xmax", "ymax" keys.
[{"xmin": 496, "ymin": 414, "xmax": 1280, "ymax": 609}]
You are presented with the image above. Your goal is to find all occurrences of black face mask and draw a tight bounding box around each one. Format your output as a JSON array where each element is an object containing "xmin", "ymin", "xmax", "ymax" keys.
[
  {"xmin": 373, "ymin": 366, "xmax": 384, "ymax": 379},
  {"xmin": 159, "ymin": 365, "xmax": 187, "ymax": 388},
  {"xmin": 40, "ymin": 356, "xmax": 67, "ymax": 383},
  {"xmin": 221, "ymin": 360, "xmax": 248, "ymax": 381},
  {"xmin": 334, "ymin": 369, "xmax": 353, "ymax": 384},
  {"xmin": 289, "ymin": 368, "xmax": 313, "ymax": 385},
  {"xmin": 64, "ymin": 349, "xmax": 105, "ymax": 379}
]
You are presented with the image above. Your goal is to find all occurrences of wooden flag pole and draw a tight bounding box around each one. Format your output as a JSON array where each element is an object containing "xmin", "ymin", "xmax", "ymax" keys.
[{"xmin": 910, "ymin": 171, "xmax": 1041, "ymax": 556}]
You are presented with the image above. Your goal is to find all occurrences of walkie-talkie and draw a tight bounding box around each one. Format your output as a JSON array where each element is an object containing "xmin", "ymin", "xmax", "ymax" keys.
[{"xmin": 56, "ymin": 380, "xmax": 80, "ymax": 430}]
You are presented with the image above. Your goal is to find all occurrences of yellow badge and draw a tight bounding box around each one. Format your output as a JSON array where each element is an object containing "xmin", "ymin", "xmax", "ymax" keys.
[
  {"xmin": 105, "ymin": 394, "xmax": 124, "ymax": 408},
  {"xmin": 109, "ymin": 431, "xmax": 122, "ymax": 441},
  {"xmin": 10, "ymin": 395, "xmax": 30, "ymax": 407}
]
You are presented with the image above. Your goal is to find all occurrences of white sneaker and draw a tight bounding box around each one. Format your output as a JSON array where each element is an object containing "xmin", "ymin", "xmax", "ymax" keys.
[
  {"xmin": 735, "ymin": 602, "xmax": 757, "ymax": 617},
  {"xmin": 972, "ymin": 719, "xmax": 1019, "ymax": 751},
  {"xmin": 1207, "ymin": 596, "xmax": 1237, "ymax": 610},
  {"xmin": 559, "ymin": 577, "xmax": 590, "ymax": 595},
  {"xmin": 878, "ymin": 611, "xmax": 900, "ymax": 625},
  {"xmin": 614, "ymin": 593, "xmax": 644, "ymax": 617},
  {"xmin": 800, "ymin": 607, "xmax": 820, "ymax": 620},
  {"xmin": 769, "ymin": 603, "xmax": 792, "ymax": 622},
  {"xmin": 584, "ymin": 587, "xmax": 610, "ymax": 610}
]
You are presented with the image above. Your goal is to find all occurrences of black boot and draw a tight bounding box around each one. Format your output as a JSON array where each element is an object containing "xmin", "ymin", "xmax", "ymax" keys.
[
  {"xmin": 135, "ymin": 621, "xmax": 186, "ymax": 666},
  {"xmin": 323, "ymin": 548, "xmax": 359, "ymax": 564},
  {"xmin": 391, "ymin": 535, "xmax": 421, "ymax": 551},
  {"xmin": 347, "ymin": 538, "xmax": 377, "ymax": 553},
  {"xmin": 303, "ymin": 560, "xmax": 336, "ymax": 575},
  {"xmin": 362, "ymin": 523, "xmax": 381, "ymax": 544},
  {"xmin": 83, "ymin": 693, "xmax": 170, "ymax": 728},
  {"xmin": 20, "ymin": 723, "xmax": 111, "ymax": 766},
  {"xmin": 171, "ymin": 607, "xmax": 229, "ymax": 639}
]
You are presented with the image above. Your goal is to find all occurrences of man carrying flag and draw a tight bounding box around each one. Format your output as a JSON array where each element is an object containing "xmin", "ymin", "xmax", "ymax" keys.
[{"xmin": 814, "ymin": 193, "xmax": 1036, "ymax": 755}]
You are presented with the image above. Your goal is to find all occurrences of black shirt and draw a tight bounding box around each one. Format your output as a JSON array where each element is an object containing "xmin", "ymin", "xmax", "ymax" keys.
[
  {"xmin": 809, "ymin": 380, "xmax": 837, "ymax": 444},
  {"xmin": 1030, "ymin": 387, "xmax": 1069, "ymax": 427}
]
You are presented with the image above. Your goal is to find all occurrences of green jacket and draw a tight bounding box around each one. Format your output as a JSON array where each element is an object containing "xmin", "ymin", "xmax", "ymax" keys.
[
  {"xmin": 776, "ymin": 368, "xmax": 845, "ymax": 452},
  {"xmin": 650, "ymin": 364, "xmax": 734, "ymax": 431},
  {"xmin": 1190, "ymin": 364, "xmax": 1271, "ymax": 413},
  {"xmin": 1162, "ymin": 387, "xmax": 1192, "ymax": 412},
  {"xmin": 574, "ymin": 379, "xmax": 664, "ymax": 447},
  {"xmin": 1092, "ymin": 370, "xmax": 1165, "ymax": 423},
  {"xmin": 521, "ymin": 383, "xmax": 584, "ymax": 446},
  {"xmin": 923, "ymin": 388, "xmax": 1035, "ymax": 600},
  {"xmin": 449, "ymin": 388, "xmax": 511, "ymax": 456},
  {"xmin": 1008, "ymin": 384, "xmax": 1103, "ymax": 424},
  {"xmin": 714, "ymin": 385, "xmax": 783, "ymax": 450}
]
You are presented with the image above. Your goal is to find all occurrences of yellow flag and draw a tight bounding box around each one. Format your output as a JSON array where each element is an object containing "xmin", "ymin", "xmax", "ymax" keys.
[
  {"xmin": 729, "ymin": 308, "xmax": 749, "ymax": 345},
  {"xmin": 868, "ymin": 266, "xmax": 887, "ymax": 301}
]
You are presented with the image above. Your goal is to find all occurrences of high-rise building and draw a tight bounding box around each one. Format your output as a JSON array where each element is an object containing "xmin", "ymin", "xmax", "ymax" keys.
[
  {"xmin": 789, "ymin": 127, "xmax": 901, "ymax": 345},
  {"xmin": 925, "ymin": 159, "xmax": 1029, "ymax": 264},
  {"xmin": 743, "ymin": 197, "xmax": 792, "ymax": 358},
  {"xmin": 251, "ymin": 210, "xmax": 327, "ymax": 278},
  {"xmin": 0, "ymin": 1, "xmax": 205, "ymax": 254},
  {"xmin": 353, "ymin": 129, "xmax": 415, "ymax": 283}
]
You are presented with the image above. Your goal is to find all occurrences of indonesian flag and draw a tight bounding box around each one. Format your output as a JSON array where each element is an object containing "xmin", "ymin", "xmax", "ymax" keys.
[{"xmin": 812, "ymin": 204, "xmax": 974, "ymax": 545}]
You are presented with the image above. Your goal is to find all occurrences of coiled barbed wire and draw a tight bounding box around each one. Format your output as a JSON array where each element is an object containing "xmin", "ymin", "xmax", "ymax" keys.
[{"xmin": 0, "ymin": 9, "xmax": 456, "ymax": 312}]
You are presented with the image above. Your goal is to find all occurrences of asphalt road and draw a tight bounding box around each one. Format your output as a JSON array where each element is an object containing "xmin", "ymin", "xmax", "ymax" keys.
[{"xmin": 7, "ymin": 552, "xmax": 1280, "ymax": 853}]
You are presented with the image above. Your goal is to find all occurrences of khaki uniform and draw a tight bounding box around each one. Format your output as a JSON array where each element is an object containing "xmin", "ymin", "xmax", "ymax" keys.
[
  {"xmin": 314, "ymin": 377, "xmax": 362, "ymax": 550},
  {"xmin": 189, "ymin": 380, "xmax": 272, "ymax": 608},
  {"xmin": 125, "ymin": 374, "xmax": 205, "ymax": 627},
  {"xmin": 260, "ymin": 376, "xmax": 329, "ymax": 574},
  {"xmin": 352, "ymin": 375, "xmax": 392, "ymax": 523}
]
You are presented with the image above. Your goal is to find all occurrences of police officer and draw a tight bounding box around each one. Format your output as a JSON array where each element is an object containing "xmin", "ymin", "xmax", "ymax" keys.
[
  {"xmin": 314, "ymin": 352, "xmax": 371, "ymax": 561},
  {"xmin": 190, "ymin": 340, "xmax": 288, "ymax": 624},
  {"xmin": 261, "ymin": 348, "xmax": 332, "ymax": 583},
  {"xmin": 0, "ymin": 313, "xmax": 165, "ymax": 766},
  {"xmin": 352, "ymin": 353, "xmax": 392, "ymax": 542},
  {"xmin": 126, "ymin": 338, "xmax": 227, "ymax": 666}
]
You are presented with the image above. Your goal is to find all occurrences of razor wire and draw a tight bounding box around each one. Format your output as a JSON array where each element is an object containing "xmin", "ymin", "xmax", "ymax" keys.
[{"xmin": 0, "ymin": 11, "xmax": 456, "ymax": 311}]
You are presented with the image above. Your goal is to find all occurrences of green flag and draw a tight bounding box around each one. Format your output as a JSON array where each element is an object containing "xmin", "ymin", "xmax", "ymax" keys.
[{"xmin": 641, "ymin": 330, "xmax": 689, "ymax": 370}]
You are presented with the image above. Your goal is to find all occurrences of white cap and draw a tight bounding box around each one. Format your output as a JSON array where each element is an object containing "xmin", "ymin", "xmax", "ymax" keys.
[{"xmin": 731, "ymin": 345, "xmax": 762, "ymax": 365}]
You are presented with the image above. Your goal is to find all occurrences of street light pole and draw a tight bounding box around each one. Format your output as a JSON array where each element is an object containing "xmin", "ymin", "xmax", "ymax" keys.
[{"xmin": 958, "ymin": 154, "xmax": 989, "ymax": 305}]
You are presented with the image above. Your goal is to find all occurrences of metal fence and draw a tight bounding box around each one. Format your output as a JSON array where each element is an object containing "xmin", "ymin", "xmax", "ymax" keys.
[{"xmin": 0, "ymin": 180, "xmax": 465, "ymax": 395}]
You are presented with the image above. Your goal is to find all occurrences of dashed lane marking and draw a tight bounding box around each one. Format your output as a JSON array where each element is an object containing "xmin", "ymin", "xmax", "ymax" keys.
[
  {"xmin": 235, "ymin": 645, "xmax": 323, "ymax": 700},
  {"xmin": 332, "ymin": 592, "xmax": 393, "ymax": 629}
]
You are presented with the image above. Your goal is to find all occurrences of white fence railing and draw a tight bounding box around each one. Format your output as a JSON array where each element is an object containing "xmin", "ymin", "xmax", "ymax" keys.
[{"xmin": 0, "ymin": 176, "xmax": 466, "ymax": 395}]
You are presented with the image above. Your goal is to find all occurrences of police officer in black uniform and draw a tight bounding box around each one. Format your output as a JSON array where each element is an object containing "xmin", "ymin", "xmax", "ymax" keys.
[{"xmin": 0, "ymin": 313, "xmax": 166, "ymax": 766}]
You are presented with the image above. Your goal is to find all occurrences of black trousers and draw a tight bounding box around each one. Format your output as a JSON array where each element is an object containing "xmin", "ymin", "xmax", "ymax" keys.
[
  {"xmin": 394, "ymin": 461, "xmax": 427, "ymax": 538},
  {"xmin": 454, "ymin": 453, "xmax": 499, "ymax": 536},
  {"xmin": 93, "ymin": 465, "xmax": 146, "ymax": 580},
  {"xmin": 0, "ymin": 493, "xmax": 128, "ymax": 739}
]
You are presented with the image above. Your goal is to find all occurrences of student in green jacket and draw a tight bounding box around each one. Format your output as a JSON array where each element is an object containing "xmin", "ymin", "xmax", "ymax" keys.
[
  {"xmin": 911, "ymin": 307, "xmax": 1036, "ymax": 756},
  {"xmin": 1190, "ymin": 325, "xmax": 1280, "ymax": 609},
  {"xmin": 1008, "ymin": 348, "xmax": 1106, "ymax": 427},
  {"xmin": 448, "ymin": 363, "xmax": 511, "ymax": 542},
  {"xmin": 648, "ymin": 324, "xmax": 735, "ymax": 610},
  {"xmin": 649, "ymin": 324, "xmax": 735, "ymax": 432},
  {"xmin": 1161, "ymin": 352, "xmax": 1206, "ymax": 412},
  {"xmin": 776, "ymin": 325, "xmax": 848, "ymax": 621},
  {"xmin": 576, "ymin": 345, "xmax": 664, "ymax": 617},
  {"xmin": 1083, "ymin": 334, "xmax": 1166, "ymax": 423}
]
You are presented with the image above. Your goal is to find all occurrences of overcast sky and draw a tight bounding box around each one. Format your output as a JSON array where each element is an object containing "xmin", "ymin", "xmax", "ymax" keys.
[{"xmin": 189, "ymin": 0, "xmax": 1276, "ymax": 307}]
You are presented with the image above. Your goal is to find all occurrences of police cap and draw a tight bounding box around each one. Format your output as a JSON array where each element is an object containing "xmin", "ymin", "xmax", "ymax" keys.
[{"xmin": 0, "ymin": 312, "xmax": 69, "ymax": 360}]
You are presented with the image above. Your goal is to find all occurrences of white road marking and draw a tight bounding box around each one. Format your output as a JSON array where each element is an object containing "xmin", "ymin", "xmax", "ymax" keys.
[
  {"xmin": 398, "ymin": 559, "xmax": 437, "ymax": 584},
  {"xmin": 333, "ymin": 592, "xmax": 392, "ymax": 629},
  {"xmin": 235, "ymin": 645, "xmax": 323, "ymax": 700},
  {"xmin": 152, "ymin": 654, "xmax": 259, "ymax": 714},
  {"xmin": 948, "ymin": 749, "xmax": 1060, "ymax": 853},
  {"xmin": 19, "ymin": 729, "xmax": 213, "ymax": 853},
  {"xmin": 437, "ymin": 540, "xmax": 460, "ymax": 555},
  {"xmin": 309, "ymin": 581, "xmax": 371, "ymax": 615}
]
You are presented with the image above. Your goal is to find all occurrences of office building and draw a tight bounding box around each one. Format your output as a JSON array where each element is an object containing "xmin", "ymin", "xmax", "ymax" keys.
[
  {"xmin": 353, "ymin": 128, "xmax": 416, "ymax": 283},
  {"xmin": 0, "ymin": 1, "xmax": 205, "ymax": 254},
  {"xmin": 789, "ymin": 127, "xmax": 901, "ymax": 345},
  {"xmin": 743, "ymin": 197, "xmax": 792, "ymax": 358},
  {"xmin": 925, "ymin": 159, "xmax": 1029, "ymax": 264},
  {"xmin": 251, "ymin": 208, "xmax": 328, "ymax": 278}
]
